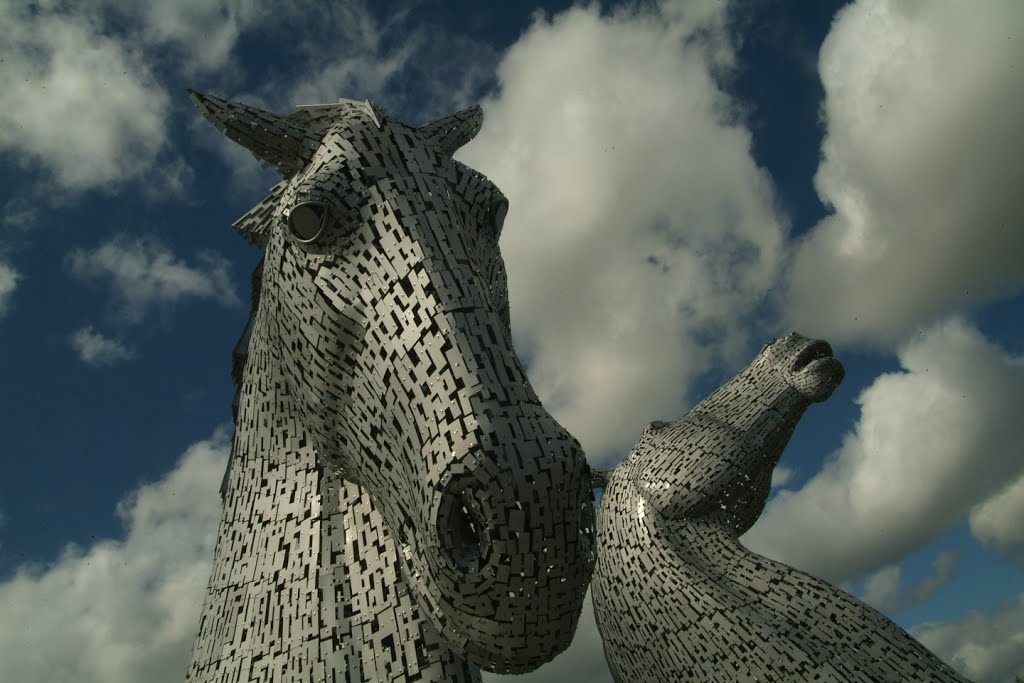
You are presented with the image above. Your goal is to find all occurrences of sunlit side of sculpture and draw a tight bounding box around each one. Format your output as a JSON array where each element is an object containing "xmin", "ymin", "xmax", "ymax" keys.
[
  {"xmin": 185, "ymin": 91, "xmax": 594, "ymax": 682},
  {"xmin": 180, "ymin": 87, "xmax": 972, "ymax": 683},
  {"xmin": 592, "ymin": 333, "xmax": 973, "ymax": 682}
]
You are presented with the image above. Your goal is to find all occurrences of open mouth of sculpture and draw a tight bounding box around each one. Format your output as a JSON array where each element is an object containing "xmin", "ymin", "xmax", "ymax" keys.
[{"xmin": 791, "ymin": 340, "xmax": 834, "ymax": 372}]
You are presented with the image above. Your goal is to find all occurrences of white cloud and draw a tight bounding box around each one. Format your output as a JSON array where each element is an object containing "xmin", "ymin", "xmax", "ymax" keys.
[
  {"xmin": 0, "ymin": 3, "xmax": 171, "ymax": 192},
  {"xmin": 66, "ymin": 235, "xmax": 240, "ymax": 323},
  {"xmin": 2, "ymin": 196, "xmax": 41, "ymax": 231},
  {"xmin": 783, "ymin": 0, "xmax": 1024, "ymax": 348},
  {"xmin": 0, "ymin": 260, "xmax": 19, "ymax": 319},
  {"xmin": 742, "ymin": 317, "xmax": 1024, "ymax": 584},
  {"xmin": 970, "ymin": 472, "xmax": 1024, "ymax": 552},
  {"xmin": 0, "ymin": 422, "xmax": 1003, "ymax": 683},
  {"xmin": 130, "ymin": 0, "xmax": 269, "ymax": 76},
  {"xmin": 860, "ymin": 549, "xmax": 959, "ymax": 614},
  {"xmin": 270, "ymin": 1, "xmax": 502, "ymax": 121},
  {"xmin": 284, "ymin": 3, "xmax": 416, "ymax": 107},
  {"xmin": 860, "ymin": 564, "xmax": 903, "ymax": 613},
  {"xmin": 190, "ymin": 2, "xmax": 501, "ymax": 197},
  {"xmin": 180, "ymin": 3, "xmax": 399, "ymax": 194},
  {"xmin": 457, "ymin": 2, "xmax": 785, "ymax": 463},
  {"xmin": 5, "ymin": 2, "xmax": 1016, "ymax": 681},
  {"xmin": 0, "ymin": 0, "xmax": 291, "ymax": 196},
  {"xmin": 911, "ymin": 593, "xmax": 1024, "ymax": 683},
  {"xmin": 0, "ymin": 422, "xmax": 614, "ymax": 683},
  {"xmin": 770, "ymin": 464, "xmax": 794, "ymax": 489},
  {"xmin": 69, "ymin": 325, "xmax": 137, "ymax": 366},
  {"xmin": 0, "ymin": 428, "xmax": 229, "ymax": 683}
]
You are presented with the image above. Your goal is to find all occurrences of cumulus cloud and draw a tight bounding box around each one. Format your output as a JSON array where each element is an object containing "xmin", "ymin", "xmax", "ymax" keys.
[
  {"xmin": 860, "ymin": 549, "xmax": 960, "ymax": 614},
  {"xmin": 911, "ymin": 593, "xmax": 1024, "ymax": 683},
  {"xmin": 0, "ymin": 0, "xmax": 292, "ymax": 196},
  {"xmin": 66, "ymin": 235, "xmax": 240, "ymax": 323},
  {"xmin": 770, "ymin": 464, "xmax": 794, "ymax": 489},
  {"xmin": 0, "ymin": 428, "xmax": 229, "ymax": 683},
  {"xmin": 970, "ymin": 472, "xmax": 1024, "ymax": 553},
  {"xmin": 0, "ymin": 260, "xmax": 19, "ymax": 319},
  {"xmin": 457, "ymin": 2, "xmax": 785, "ymax": 462},
  {"xmin": 742, "ymin": 317, "xmax": 1024, "ymax": 584},
  {"xmin": 69, "ymin": 325, "xmax": 137, "ymax": 366},
  {"xmin": 128, "ymin": 0, "xmax": 269, "ymax": 76},
  {"xmin": 782, "ymin": 0, "xmax": 1024, "ymax": 347},
  {"xmin": 0, "ymin": 3, "xmax": 171, "ymax": 192}
]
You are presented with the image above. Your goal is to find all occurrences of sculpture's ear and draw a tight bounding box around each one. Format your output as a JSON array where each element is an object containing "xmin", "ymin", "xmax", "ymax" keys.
[
  {"xmin": 417, "ymin": 105, "xmax": 483, "ymax": 156},
  {"xmin": 188, "ymin": 90, "xmax": 319, "ymax": 177},
  {"xmin": 232, "ymin": 180, "xmax": 287, "ymax": 246},
  {"xmin": 362, "ymin": 100, "xmax": 387, "ymax": 129},
  {"xmin": 288, "ymin": 98, "xmax": 386, "ymax": 131}
]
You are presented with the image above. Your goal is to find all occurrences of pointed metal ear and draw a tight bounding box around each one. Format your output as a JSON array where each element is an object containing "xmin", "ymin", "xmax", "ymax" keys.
[
  {"xmin": 287, "ymin": 98, "xmax": 387, "ymax": 131},
  {"xmin": 362, "ymin": 100, "xmax": 386, "ymax": 129},
  {"xmin": 187, "ymin": 90, "xmax": 320, "ymax": 177},
  {"xmin": 232, "ymin": 180, "xmax": 288, "ymax": 246},
  {"xmin": 417, "ymin": 105, "xmax": 483, "ymax": 156}
]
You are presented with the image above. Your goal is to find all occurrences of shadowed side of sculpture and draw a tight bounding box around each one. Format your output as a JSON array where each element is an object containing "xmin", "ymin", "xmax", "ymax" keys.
[
  {"xmin": 592, "ymin": 333, "xmax": 973, "ymax": 683},
  {"xmin": 185, "ymin": 92, "xmax": 595, "ymax": 681}
]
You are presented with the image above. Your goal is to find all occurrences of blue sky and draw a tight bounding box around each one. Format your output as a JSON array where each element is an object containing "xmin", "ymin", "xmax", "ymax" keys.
[{"xmin": 0, "ymin": 1, "xmax": 1022, "ymax": 681}]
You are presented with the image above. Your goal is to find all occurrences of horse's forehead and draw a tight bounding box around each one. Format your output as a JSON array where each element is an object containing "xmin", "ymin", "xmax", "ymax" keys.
[
  {"xmin": 310, "ymin": 117, "xmax": 424, "ymax": 170},
  {"xmin": 302, "ymin": 123, "xmax": 500, "ymax": 213}
]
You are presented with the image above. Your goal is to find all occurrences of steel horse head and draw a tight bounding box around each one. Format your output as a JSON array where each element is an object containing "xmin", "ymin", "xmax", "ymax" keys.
[{"xmin": 189, "ymin": 91, "xmax": 595, "ymax": 672}]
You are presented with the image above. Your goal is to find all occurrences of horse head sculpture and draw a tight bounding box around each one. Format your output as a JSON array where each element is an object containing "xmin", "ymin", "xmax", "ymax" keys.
[
  {"xmin": 189, "ymin": 91, "xmax": 594, "ymax": 673},
  {"xmin": 628, "ymin": 332, "xmax": 845, "ymax": 535},
  {"xmin": 592, "ymin": 334, "xmax": 972, "ymax": 682}
]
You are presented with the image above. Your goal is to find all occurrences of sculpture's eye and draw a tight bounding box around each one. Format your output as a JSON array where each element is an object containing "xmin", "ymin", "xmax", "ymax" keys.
[
  {"xmin": 491, "ymin": 198, "xmax": 509, "ymax": 233},
  {"xmin": 288, "ymin": 201, "xmax": 330, "ymax": 243}
]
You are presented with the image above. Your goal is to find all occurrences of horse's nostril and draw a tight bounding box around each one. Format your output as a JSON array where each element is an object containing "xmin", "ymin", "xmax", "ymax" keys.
[{"xmin": 439, "ymin": 489, "xmax": 488, "ymax": 573}]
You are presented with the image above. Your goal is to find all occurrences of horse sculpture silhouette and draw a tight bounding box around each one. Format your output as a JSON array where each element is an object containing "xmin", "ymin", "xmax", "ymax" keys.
[
  {"xmin": 185, "ymin": 92, "xmax": 595, "ymax": 681},
  {"xmin": 592, "ymin": 333, "xmax": 972, "ymax": 682}
]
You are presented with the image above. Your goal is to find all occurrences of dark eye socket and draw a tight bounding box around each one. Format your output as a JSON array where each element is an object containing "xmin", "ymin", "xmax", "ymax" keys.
[{"xmin": 288, "ymin": 201, "xmax": 329, "ymax": 242}]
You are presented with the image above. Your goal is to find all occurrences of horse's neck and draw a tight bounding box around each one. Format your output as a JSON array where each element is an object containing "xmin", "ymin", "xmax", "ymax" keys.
[
  {"xmin": 187, "ymin": 338, "xmax": 479, "ymax": 682},
  {"xmin": 691, "ymin": 369, "xmax": 807, "ymax": 444},
  {"xmin": 656, "ymin": 513, "xmax": 972, "ymax": 682}
]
